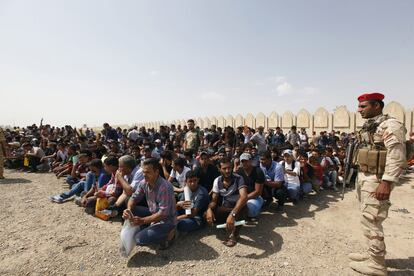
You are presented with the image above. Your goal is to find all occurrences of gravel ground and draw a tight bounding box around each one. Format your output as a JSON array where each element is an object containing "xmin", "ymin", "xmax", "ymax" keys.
[{"xmin": 0, "ymin": 169, "xmax": 413, "ymax": 276}]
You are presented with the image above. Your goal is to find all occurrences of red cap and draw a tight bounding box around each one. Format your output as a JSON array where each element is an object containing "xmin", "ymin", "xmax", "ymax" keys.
[{"xmin": 357, "ymin": 92, "xmax": 385, "ymax": 102}]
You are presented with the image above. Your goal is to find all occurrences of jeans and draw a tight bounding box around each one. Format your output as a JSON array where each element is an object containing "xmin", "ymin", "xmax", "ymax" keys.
[
  {"xmin": 176, "ymin": 209, "xmax": 205, "ymax": 232},
  {"xmin": 66, "ymin": 176, "xmax": 79, "ymax": 187},
  {"xmin": 324, "ymin": 170, "xmax": 338, "ymax": 187},
  {"xmin": 246, "ymin": 196, "xmax": 264, "ymax": 218},
  {"xmin": 61, "ymin": 172, "xmax": 95, "ymax": 199},
  {"xmin": 301, "ymin": 182, "xmax": 313, "ymax": 195},
  {"xmin": 286, "ymin": 183, "xmax": 300, "ymax": 200},
  {"xmin": 177, "ymin": 217, "xmax": 205, "ymax": 232},
  {"xmin": 132, "ymin": 206, "xmax": 175, "ymax": 246}
]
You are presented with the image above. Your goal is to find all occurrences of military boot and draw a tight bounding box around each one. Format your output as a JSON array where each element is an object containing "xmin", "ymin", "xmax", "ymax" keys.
[
  {"xmin": 349, "ymin": 255, "xmax": 387, "ymax": 276},
  {"xmin": 348, "ymin": 252, "xmax": 369, "ymax": 262}
]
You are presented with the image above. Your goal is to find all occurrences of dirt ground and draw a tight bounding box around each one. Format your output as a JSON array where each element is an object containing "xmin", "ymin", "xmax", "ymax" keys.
[{"xmin": 0, "ymin": 168, "xmax": 413, "ymax": 276}]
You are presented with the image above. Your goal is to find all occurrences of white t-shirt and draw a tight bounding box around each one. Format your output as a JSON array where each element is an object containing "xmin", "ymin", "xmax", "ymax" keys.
[
  {"xmin": 170, "ymin": 166, "xmax": 191, "ymax": 188},
  {"xmin": 57, "ymin": 150, "xmax": 68, "ymax": 162},
  {"xmin": 280, "ymin": 160, "xmax": 301, "ymax": 185},
  {"xmin": 32, "ymin": 147, "xmax": 45, "ymax": 158}
]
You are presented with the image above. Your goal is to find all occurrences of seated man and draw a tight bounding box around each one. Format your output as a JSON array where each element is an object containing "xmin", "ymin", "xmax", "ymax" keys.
[
  {"xmin": 76, "ymin": 156, "xmax": 120, "ymax": 213},
  {"xmin": 168, "ymin": 157, "xmax": 191, "ymax": 194},
  {"xmin": 122, "ymin": 158, "xmax": 177, "ymax": 249},
  {"xmin": 259, "ymin": 151, "xmax": 286, "ymax": 211},
  {"xmin": 110, "ymin": 155, "xmax": 144, "ymax": 211},
  {"xmin": 22, "ymin": 142, "xmax": 46, "ymax": 172},
  {"xmin": 53, "ymin": 145, "xmax": 78, "ymax": 178},
  {"xmin": 280, "ymin": 149, "xmax": 301, "ymax": 203},
  {"xmin": 298, "ymin": 153, "xmax": 314, "ymax": 195},
  {"xmin": 236, "ymin": 153, "xmax": 265, "ymax": 219},
  {"xmin": 321, "ymin": 147, "xmax": 340, "ymax": 191},
  {"xmin": 206, "ymin": 157, "xmax": 248, "ymax": 247},
  {"xmin": 176, "ymin": 170, "xmax": 209, "ymax": 233},
  {"xmin": 65, "ymin": 151, "xmax": 92, "ymax": 187},
  {"xmin": 194, "ymin": 151, "xmax": 220, "ymax": 193},
  {"xmin": 49, "ymin": 158, "xmax": 111, "ymax": 203}
]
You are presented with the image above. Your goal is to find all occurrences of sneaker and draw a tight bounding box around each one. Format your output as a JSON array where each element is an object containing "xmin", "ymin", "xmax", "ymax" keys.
[{"xmin": 49, "ymin": 195, "xmax": 64, "ymax": 203}]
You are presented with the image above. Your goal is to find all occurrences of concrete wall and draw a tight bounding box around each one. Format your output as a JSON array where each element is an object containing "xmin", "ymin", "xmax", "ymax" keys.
[{"xmin": 137, "ymin": 101, "xmax": 413, "ymax": 138}]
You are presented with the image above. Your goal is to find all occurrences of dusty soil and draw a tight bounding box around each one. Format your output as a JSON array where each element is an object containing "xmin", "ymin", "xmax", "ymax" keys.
[{"xmin": 0, "ymin": 168, "xmax": 413, "ymax": 276}]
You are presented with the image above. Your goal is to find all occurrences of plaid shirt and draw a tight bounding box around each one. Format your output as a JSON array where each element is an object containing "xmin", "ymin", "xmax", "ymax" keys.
[{"xmin": 131, "ymin": 176, "xmax": 177, "ymax": 225}]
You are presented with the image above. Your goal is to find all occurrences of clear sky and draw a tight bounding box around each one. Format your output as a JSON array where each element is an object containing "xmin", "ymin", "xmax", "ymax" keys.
[{"xmin": 1, "ymin": 0, "xmax": 413, "ymax": 127}]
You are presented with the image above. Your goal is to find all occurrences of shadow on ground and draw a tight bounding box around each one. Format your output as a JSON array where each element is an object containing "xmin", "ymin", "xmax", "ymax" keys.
[
  {"xmin": 127, "ymin": 230, "xmax": 219, "ymax": 267},
  {"xmin": 388, "ymin": 257, "xmax": 414, "ymax": 276},
  {"xmin": 0, "ymin": 178, "xmax": 32, "ymax": 184},
  {"xmin": 127, "ymin": 188, "xmax": 347, "ymax": 267}
]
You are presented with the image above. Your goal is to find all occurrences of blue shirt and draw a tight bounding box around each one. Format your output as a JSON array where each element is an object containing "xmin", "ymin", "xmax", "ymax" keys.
[
  {"xmin": 126, "ymin": 165, "xmax": 144, "ymax": 191},
  {"xmin": 97, "ymin": 169, "xmax": 111, "ymax": 188},
  {"xmin": 260, "ymin": 161, "xmax": 284, "ymax": 182}
]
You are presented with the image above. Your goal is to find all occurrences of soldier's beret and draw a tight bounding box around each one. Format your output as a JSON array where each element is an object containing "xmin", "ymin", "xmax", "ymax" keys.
[{"xmin": 357, "ymin": 92, "xmax": 385, "ymax": 102}]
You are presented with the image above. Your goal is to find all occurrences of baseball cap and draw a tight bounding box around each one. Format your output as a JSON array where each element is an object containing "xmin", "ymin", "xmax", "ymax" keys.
[
  {"xmin": 283, "ymin": 149, "xmax": 293, "ymax": 156},
  {"xmin": 199, "ymin": 151, "xmax": 209, "ymax": 157},
  {"xmin": 240, "ymin": 153, "xmax": 252, "ymax": 161},
  {"xmin": 155, "ymin": 139, "xmax": 161, "ymax": 143}
]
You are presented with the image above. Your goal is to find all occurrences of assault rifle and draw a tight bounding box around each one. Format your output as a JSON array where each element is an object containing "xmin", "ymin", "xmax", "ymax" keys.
[{"xmin": 342, "ymin": 139, "xmax": 357, "ymax": 200}]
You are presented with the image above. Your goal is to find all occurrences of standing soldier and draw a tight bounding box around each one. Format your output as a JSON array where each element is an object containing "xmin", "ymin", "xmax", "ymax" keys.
[
  {"xmin": 0, "ymin": 127, "xmax": 7, "ymax": 179},
  {"xmin": 349, "ymin": 93, "xmax": 406, "ymax": 276}
]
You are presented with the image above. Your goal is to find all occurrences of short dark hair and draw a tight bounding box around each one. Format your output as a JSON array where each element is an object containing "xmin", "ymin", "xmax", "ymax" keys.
[
  {"xmin": 80, "ymin": 150, "xmax": 93, "ymax": 158},
  {"xmin": 104, "ymin": 156, "xmax": 119, "ymax": 167},
  {"xmin": 186, "ymin": 170, "xmax": 199, "ymax": 179},
  {"xmin": 173, "ymin": 157, "xmax": 186, "ymax": 168},
  {"xmin": 183, "ymin": 149, "xmax": 193, "ymax": 157},
  {"xmin": 260, "ymin": 151, "xmax": 272, "ymax": 160},
  {"xmin": 187, "ymin": 119, "xmax": 195, "ymax": 124},
  {"xmin": 219, "ymin": 157, "xmax": 232, "ymax": 167},
  {"xmin": 88, "ymin": 159, "xmax": 103, "ymax": 169},
  {"xmin": 160, "ymin": 150, "xmax": 173, "ymax": 161}
]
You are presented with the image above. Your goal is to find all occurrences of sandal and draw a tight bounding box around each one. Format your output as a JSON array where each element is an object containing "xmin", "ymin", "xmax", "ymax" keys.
[{"xmin": 223, "ymin": 234, "xmax": 237, "ymax": 247}]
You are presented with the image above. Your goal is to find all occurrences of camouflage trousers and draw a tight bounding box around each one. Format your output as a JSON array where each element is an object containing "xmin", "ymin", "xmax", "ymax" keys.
[{"xmin": 356, "ymin": 172, "xmax": 392, "ymax": 257}]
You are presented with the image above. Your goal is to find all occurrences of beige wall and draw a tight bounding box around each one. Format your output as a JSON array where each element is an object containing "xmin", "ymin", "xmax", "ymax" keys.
[{"xmin": 137, "ymin": 101, "xmax": 413, "ymax": 138}]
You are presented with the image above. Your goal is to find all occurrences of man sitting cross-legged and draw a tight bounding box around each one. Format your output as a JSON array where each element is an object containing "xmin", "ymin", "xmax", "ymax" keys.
[{"xmin": 206, "ymin": 157, "xmax": 248, "ymax": 247}]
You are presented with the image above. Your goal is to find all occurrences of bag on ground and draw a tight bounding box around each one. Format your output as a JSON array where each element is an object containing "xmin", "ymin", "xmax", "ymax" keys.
[{"xmin": 119, "ymin": 219, "xmax": 139, "ymax": 257}]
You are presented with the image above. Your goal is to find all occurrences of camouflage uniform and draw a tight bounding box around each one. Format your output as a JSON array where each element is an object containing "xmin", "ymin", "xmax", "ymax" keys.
[
  {"xmin": 0, "ymin": 128, "xmax": 6, "ymax": 178},
  {"xmin": 352, "ymin": 114, "xmax": 406, "ymax": 274}
]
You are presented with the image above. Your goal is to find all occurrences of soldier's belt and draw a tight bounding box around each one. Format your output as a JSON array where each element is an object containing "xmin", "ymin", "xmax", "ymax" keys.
[{"xmin": 356, "ymin": 148, "xmax": 386, "ymax": 175}]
